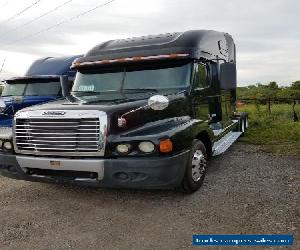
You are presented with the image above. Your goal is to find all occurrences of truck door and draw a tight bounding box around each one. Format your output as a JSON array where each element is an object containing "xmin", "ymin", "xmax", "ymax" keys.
[
  {"xmin": 191, "ymin": 63, "xmax": 212, "ymax": 122},
  {"xmin": 192, "ymin": 62, "xmax": 232, "ymax": 128},
  {"xmin": 220, "ymin": 89, "xmax": 234, "ymax": 128}
]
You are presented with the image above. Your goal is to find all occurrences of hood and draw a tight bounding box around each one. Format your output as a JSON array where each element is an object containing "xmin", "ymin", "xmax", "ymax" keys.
[
  {"xmin": 0, "ymin": 95, "xmax": 57, "ymax": 126},
  {"xmin": 17, "ymin": 93, "xmax": 190, "ymax": 135}
]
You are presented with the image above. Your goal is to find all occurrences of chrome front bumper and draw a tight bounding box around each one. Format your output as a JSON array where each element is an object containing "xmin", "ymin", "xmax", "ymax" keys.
[
  {"xmin": 16, "ymin": 155, "xmax": 105, "ymax": 180},
  {"xmin": 0, "ymin": 150, "xmax": 190, "ymax": 189}
]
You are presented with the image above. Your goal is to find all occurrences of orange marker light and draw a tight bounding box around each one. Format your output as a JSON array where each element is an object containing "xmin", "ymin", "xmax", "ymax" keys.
[
  {"xmin": 72, "ymin": 54, "xmax": 190, "ymax": 69},
  {"xmin": 159, "ymin": 139, "xmax": 173, "ymax": 153}
]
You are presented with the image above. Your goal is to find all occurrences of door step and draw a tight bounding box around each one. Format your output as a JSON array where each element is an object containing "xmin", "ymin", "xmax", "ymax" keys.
[{"xmin": 212, "ymin": 131, "xmax": 242, "ymax": 156}]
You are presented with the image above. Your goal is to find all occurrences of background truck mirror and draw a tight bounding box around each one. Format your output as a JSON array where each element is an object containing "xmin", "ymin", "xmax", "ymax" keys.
[
  {"xmin": 220, "ymin": 62, "xmax": 237, "ymax": 90},
  {"xmin": 60, "ymin": 75, "xmax": 70, "ymax": 97}
]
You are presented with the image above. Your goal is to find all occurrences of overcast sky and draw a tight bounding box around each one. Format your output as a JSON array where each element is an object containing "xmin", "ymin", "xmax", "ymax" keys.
[{"xmin": 0, "ymin": 0, "xmax": 299, "ymax": 86}]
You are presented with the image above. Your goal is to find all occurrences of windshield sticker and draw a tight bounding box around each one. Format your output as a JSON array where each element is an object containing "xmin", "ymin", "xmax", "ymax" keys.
[{"xmin": 78, "ymin": 85, "xmax": 94, "ymax": 92}]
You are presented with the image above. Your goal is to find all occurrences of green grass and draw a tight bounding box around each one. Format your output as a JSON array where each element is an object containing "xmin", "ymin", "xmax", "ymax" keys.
[{"xmin": 238, "ymin": 103, "xmax": 300, "ymax": 156}]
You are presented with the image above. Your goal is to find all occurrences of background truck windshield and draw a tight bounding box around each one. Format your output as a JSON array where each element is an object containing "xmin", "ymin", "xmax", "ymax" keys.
[
  {"xmin": 1, "ymin": 81, "xmax": 61, "ymax": 97},
  {"xmin": 72, "ymin": 63, "xmax": 192, "ymax": 95}
]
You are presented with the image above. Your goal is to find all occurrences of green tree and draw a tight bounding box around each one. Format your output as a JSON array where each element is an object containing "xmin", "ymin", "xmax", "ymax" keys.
[
  {"xmin": 237, "ymin": 81, "xmax": 300, "ymax": 100},
  {"xmin": 278, "ymin": 88, "xmax": 300, "ymax": 99},
  {"xmin": 268, "ymin": 81, "xmax": 279, "ymax": 89},
  {"xmin": 291, "ymin": 81, "xmax": 300, "ymax": 90}
]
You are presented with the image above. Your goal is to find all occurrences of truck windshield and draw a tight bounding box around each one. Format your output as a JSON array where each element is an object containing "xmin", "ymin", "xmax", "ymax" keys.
[
  {"xmin": 1, "ymin": 81, "xmax": 61, "ymax": 97},
  {"xmin": 72, "ymin": 62, "xmax": 192, "ymax": 99},
  {"xmin": 1, "ymin": 83, "xmax": 26, "ymax": 96}
]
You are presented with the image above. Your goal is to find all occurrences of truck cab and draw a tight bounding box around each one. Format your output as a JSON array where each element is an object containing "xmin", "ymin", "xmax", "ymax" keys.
[
  {"xmin": 0, "ymin": 55, "xmax": 81, "ymax": 127},
  {"xmin": 0, "ymin": 31, "xmax": 248, "ymax": 193}
]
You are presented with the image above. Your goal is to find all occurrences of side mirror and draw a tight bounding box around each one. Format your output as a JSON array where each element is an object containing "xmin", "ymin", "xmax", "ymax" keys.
[
  {"xmin": 220, "ymin": 62, "xmax": 237, "ymax": 89},
  {"xmin": 117, "ymin": 95, "xmax": 169, "ymax": 127},
  {"xmin": 0, "ymin": 98, "xmax": 5, "ymax": 113},
  {"xmin": 148, "ymin": 95, "xmax": 169, "ymax": 110},
  {"xmin": 60, "ymin": 75, "xmax": 70, "ymax": 97}
]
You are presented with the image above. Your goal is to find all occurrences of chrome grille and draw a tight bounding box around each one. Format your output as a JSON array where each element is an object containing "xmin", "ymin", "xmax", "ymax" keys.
[{"xmin": 14, "ymin": 110, "xmax": 107, "ymax": 156}]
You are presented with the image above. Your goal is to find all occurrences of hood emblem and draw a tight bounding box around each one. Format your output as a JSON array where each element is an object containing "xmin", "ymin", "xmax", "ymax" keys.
[{"xmin": 42, "ymin": 111, "xmax": 66, "ymax": 116}]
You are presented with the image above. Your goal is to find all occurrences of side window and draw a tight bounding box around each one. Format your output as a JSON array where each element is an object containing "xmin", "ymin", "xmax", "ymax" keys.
[{"xmin": 195, "ymin": 63, "xmax": 210, "ymax": 89}]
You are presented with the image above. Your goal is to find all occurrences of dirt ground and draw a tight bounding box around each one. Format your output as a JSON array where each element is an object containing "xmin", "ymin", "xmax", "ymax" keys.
[{"xmin": 0, "ymin": 142, "xmax": 299, "ymax": 250}]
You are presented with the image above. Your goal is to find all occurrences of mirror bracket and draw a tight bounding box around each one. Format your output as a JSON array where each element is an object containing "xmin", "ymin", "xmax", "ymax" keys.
[
  {"xmin": 60, "ymin": 75, "xmax": 70, "ymax": 97},
  {"xmin": 117, "ymin": 95, "xmax": 169, "ymax": 128}
]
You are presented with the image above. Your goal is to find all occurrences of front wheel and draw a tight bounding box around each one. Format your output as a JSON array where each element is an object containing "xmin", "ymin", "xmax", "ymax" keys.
[{"xmin": 180, "ymin": 139, "xmax": 208, "ymax": 193}]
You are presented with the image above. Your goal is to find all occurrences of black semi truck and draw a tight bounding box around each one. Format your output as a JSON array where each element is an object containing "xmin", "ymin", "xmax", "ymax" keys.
[{"xmin": 0, "ymin": 30, "xmax": 248, "ymax": 193}]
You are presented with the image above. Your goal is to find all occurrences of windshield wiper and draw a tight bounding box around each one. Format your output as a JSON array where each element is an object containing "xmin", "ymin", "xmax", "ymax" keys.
[
  {"xmin": 123, "ymin": 88, "xmax": 158, "ymax": 94},
  {"xmin": 72, "ymin": 91, "xmax": 102, "ymax": 94},
  {"xmin": 71, "ymin": 91, "xmax": 107, "ymax": 96},
  {"xmin": 71, "ymin": 90, "xmax": 119, "ymax": 95}
]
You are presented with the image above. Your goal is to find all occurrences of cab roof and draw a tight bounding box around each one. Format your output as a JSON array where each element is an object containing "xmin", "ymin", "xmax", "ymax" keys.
[
  {"xmin": 25, "ymin": 55, "xmax": 82, "ymax": 77},
  {"xmin": 73, "ymin": 30, "xmax": 235, "ymax": 69}
]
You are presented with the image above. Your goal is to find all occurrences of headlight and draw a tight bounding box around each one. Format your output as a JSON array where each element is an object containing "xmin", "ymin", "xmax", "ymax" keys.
[
  {"xmin": 138, "ymin": 141, "xmax": 155, "ymax": 153},
  {"xmin": 3, "ymin": 141, "xmax": 12, "ymax": 150},
  {"xmin": 116, "ymin": 144, "xmax": 131, "ymax": 154}
]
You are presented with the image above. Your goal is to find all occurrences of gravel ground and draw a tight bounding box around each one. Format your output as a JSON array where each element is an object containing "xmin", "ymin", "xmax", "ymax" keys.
[{"xmin": 0, "ymin": 142, "xmax": 299, "ymax": 250}]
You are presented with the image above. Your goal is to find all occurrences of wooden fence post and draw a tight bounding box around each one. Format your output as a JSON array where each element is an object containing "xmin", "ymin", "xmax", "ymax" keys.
[{"xmin": 293, "ymin": 99, "xmax": 299, "ymax": 122}]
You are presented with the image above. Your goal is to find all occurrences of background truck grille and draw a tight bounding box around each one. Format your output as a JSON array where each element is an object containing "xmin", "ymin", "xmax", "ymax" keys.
[{"xmin": 15, "ymin": 118, "xmax": 105, "ymax": 156}]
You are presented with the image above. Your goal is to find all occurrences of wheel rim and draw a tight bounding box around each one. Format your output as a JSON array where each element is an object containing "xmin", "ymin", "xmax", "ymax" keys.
[{"xmin": 191, "ymin": 149, "xmax": 207, "ymax": 182}]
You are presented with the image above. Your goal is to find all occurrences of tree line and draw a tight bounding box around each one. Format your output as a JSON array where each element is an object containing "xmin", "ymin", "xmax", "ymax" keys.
[{"xmin": 237, "ymin": 81, "xmax": 300, "ymax": 100}]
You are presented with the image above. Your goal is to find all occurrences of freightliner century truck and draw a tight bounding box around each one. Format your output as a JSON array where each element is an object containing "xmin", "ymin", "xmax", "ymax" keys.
[{"xmin": 0, "ymin": 30, "xmax": 248, "ymax": 193}]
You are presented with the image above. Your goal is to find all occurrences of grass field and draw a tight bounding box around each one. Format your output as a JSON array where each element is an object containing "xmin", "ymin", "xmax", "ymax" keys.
[{"xmin": 238, "ymin": 102, "xmax": 300, "ymax": 156}]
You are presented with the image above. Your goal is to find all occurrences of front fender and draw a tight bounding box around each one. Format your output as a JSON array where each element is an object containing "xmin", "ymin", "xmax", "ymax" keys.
[{"xmin": 107, "ymin": 116, "xmax": 212, "ymax": 155}]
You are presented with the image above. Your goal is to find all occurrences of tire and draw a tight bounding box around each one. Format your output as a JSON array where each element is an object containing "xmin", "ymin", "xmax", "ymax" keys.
[
  {"xmin": 244, "ymin": 114, "xmax": 249, "ymax": 129},
  {"xmin": 239, "ymin": 113, "xmax": 247, "ymax": 136},
  {"xmin": 180, "ymin": 139, "xmax": 208, "ymax": 194}
]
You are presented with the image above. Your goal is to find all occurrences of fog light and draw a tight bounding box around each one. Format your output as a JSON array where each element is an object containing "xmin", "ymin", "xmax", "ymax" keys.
[
  {"xmin": 138, "ymin": 141, "xmax": 155, "ymax": 153},
  {"xmin": 116, "ymin": 144, "xmax": 130, "ymax": 154},
  {"xmin": 159, "ymin": 139, "xmax": 173, "ymax": 153},
  {"xmin": 3, "ymin": 141, "xmax": 12, "ymax": 150},
  {"xmin": 115, "ymin": 172, "xmax": 129, "ymax": 181}
]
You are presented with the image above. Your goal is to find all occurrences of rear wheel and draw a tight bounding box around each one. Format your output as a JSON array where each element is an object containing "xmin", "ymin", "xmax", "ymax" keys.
[
  {"xmin": 239, "ymin": 112, "xmax": 248, "ymax": 135},
  {"xmin": 180, "ymin": 139, "xmax": 208, "ymax": 193},
  {"xmin": 240, "ymin": 118, "xmax": 245, "ymax": 133},
  {"xmin": 244, "ymin": 115, "xmax": 249, "ymax": 129}
]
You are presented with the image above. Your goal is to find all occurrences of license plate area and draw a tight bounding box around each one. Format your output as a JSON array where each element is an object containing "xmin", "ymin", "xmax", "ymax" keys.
[
  {"xmin": 16, "ymin": 156, "xmax": 104, "ymax": 180},
  {"xmin": 26, "ymin": 168, "xmax": 98, "ymax": 180}
]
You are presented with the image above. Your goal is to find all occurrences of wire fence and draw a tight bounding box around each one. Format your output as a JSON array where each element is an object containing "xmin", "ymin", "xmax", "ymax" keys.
[{"xmin": 237, "ymin": 98, "xmax": 299, "ymax": 122}]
